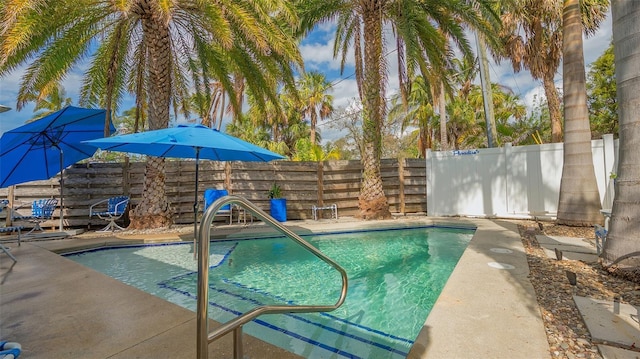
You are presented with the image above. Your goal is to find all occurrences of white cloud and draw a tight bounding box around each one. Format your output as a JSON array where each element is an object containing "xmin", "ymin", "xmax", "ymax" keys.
[
  {"xmin": 522, "ymin": 86, "xmax": 547, "ymax": 112},
  {"xmin": 300, "ymin": 41, "xmax": 347, "ymax": 72},
  {"xmin": 329, "ymin": 78, "xmax": 358, "ymax": 109}
]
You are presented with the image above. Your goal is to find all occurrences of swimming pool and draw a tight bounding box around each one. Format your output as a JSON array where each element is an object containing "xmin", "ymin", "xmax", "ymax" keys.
[{"xmin": 66, "ymin": 226, "xmax": 473, "ymax": 358}]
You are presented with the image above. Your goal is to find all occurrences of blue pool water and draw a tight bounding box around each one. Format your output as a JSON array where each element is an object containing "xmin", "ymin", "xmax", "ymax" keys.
[{"xmin": 66, "ymin": 226, "xmax": 473, "ymax": 358}]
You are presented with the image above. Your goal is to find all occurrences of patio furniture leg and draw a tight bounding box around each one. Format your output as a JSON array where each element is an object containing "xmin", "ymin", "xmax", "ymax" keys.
[
  {"xmin": 25, "ymin": 222, "xmax": 44, "ymax": 234},
  {"xmin": 0, "ymin": 226, "xmax": 20, "ymax": 262},
  {"xmin": 0, "ymin": 243, "xmax": 17, "ymax": 262},
  {"xmin": 97, "ymin": 218, "xmax": 126, "ymax": 232},
  {"xmin": 234, "ymin": 206, "xmax": 253, "ymax": 226}
]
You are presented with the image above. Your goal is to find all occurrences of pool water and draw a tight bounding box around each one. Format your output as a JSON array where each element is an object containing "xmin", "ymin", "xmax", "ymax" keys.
[{"xmin": 67, "ymin": 226, "xmax": 473, "ymax": 358}]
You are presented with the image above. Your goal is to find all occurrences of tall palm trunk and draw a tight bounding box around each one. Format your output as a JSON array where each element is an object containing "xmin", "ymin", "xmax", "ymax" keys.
[
  {"xmin": 476, "ymin": 33, "xmax": 498, "ymax": 147},
  {"xmin": 217, "ymin": 92, "xmax": 225, "ymax": 131},
  {"xmin": 232, "ymin": 74, "xmax": 245, "ymax": 125},
  {"xmin": 602, "ymin": 0, "xmax": 640, "ymax": 273},
  {"xmin": 557, "ymin": 0, "xmax": 602, "ymax": 226},
  {"xmin": 439, "ymin": 85, "xmax": 448, "ymax": 150},
  {"xmin": 129, "ymin": 1, "xmax": 173, "ymax": 229},
  {"xmin": 358, "ymin": 5, "xmax": 391, "ymax": 220},
  {"xmin": 543, "ymin": 73, "xmax": 564, "ymax": 143},
  {"xmin": 104, "ymin": 23, "xmax": 124, "ymax": 137},
  {"xmin": 310, "ymin": 110, "xmax": 318, "ymax": 145}
]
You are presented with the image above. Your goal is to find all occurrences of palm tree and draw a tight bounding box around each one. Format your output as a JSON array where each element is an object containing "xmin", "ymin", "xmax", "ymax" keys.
[
  {"xmin": 192, "ymin": 81, "xmax": 225, "ymax": 130},
  {"xmin": 462, "ymin": 83, "xmax": 527, "ymax": 148},
  {"xmin": 299, "ymin": 71, "xmax": 334, "ymax": 145},
  {"xmin": 602, "ymin": 0, "xmax": 640, "ymax": 276},
  {"xmin": 498, "ymin": 0, "xmax": 608, "ymax": 143},
  {"xmin": 195, "ymin": 74, "xmax": 247, "ymax": 131},
  {"xmin": 389, "ymin": 75, "xmax": 435, "ymax": 157},
  {"xmin": 24, "ymin": 84, "xmax": 73, "ymax": 122},
  {"xmin": 299, "ymin": 0, "xmax": 499, "ymax": 219},
  {"xmin": 1, "ymin": 0, "xmax": 303, "ymax": 229},
  {"xmin": 556, "ymin": 0, "xmax": 603, "ymax": 226},
  {"xmin": 499, "ymin": 1, "xmax": 563, "ymax": 143}
]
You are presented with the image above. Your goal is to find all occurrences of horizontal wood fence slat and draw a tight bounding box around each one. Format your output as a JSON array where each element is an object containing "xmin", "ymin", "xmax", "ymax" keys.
[{"xmin": 0, "ymin": 158, "xmax": 426, "ymax": 229}]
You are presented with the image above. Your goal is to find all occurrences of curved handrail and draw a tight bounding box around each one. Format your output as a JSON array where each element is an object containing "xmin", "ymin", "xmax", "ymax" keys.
[{"xmin": 196, "ymin": 195, "xmax": 348, "ymax": 359}]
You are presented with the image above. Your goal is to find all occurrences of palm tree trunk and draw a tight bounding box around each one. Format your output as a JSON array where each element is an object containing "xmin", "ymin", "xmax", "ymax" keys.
[
  {"xmin": 128, "ymin": 1, "xmax": 173, "ymax": 229},
  {"xmin": 232, "ymin": 74, "xmax": 245, "ymax": 124},
  {"xmin": 543, "ymin": 74, "xmax": 563, "ymax": 143},
  {"xmin": 439, "ymin": 85, "xmax": 448, "ymax": 150},
  {"xmin": 476, "ymin": 33, "xmax": 498, "ymax": 148},
  {"xmin": 104, "ymin": 23, "xmax": 124, "ymax": 137},
  {"xmin": 602, "ymin": 0, "xmax": 640, "ymax": 273},
  {"xmin": 217, "ymin": 92, "xmax": 225, "ymax": 131},
  {"xmin": 358, "ymin": 4, "xmax": 391, "ymax": 220},
  {"xmin": 557, "ymin": 0, "xmax": 603, "ymax": 226},
  {"xmin": 310, "ymin": 111, "xmax": 317, "ymax": 145}
]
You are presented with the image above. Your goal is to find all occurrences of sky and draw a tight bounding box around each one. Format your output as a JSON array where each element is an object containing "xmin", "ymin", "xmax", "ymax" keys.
[{"xmin": 0, "ymin": 12, "xmax": 613, "ymax": 143}]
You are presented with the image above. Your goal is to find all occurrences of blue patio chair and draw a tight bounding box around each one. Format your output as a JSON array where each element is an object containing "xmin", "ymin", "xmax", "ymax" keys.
[
  {"xmin": 12, "ymin": 198, "xmax": 58, "ymax": 234},
  {"xmin": 203, "ymin": 189, "xmax": 232, "ymax": 225},
  {"xmin": 89, "ymin": 196, "xmax": 130, "ymax": 232}
]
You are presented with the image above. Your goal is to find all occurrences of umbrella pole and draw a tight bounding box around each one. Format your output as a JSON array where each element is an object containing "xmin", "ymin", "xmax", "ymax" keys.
[
  {"xmin": 59, "ymin": 148, "xmax": 64, "ymax": 231},
  {"xmin": 193, "ymin": 148, "xmax": 201, "ymax": 258},
  {"xmin": 6, "ymin": 186, "xmax": 15, "ymax": 227}
]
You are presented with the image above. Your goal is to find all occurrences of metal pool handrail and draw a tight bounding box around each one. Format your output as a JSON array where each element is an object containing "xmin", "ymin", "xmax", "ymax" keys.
[{"xmin": 196, "ymin": 195, "xmax": 349, "ymax": 359}]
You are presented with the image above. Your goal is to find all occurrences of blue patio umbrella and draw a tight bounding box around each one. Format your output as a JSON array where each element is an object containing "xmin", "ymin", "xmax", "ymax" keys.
[
  {"xmin": 82, "ymin": 124, "xmax": 285, "ymax": 233},
  {"xmin": 0, "ymin": 106, "xmax": 114, "ymax": 229}
]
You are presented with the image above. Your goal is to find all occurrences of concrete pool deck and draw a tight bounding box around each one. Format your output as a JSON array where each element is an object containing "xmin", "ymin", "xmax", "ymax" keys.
[{"xmin": 0, "ymin": 217, "xmax": 550, "ymax": 358}]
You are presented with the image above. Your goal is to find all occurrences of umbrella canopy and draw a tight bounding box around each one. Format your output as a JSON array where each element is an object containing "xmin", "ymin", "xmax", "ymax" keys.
[
  {"xmin": 83, "ymin": 124, "xmax": 284, "ymax": 162},
  {"xmin": 0, "ymin": 105, "xmax": 114, "ymax": 229},
  {"xmin": 83, "ymin": 124, "xmax": 285, "ymax": 232},
  {"xmin": 1, "ymin": 106, "xmax": 112, "ymax": 187}
]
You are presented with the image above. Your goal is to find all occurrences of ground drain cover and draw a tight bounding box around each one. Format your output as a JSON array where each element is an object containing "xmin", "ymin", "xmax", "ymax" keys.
[
  {"xmin": 487, "ymin": 262, "xmax": 515, "ymax": 270},
  {"xmin": 490, "ymin": 248, "xmax": 513, "ymax": 254}
]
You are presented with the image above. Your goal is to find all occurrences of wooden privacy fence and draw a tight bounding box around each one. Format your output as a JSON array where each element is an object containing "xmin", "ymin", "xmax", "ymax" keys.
[{"xmin": 0, "ymin": 158, "xmax": 426, "ymax": 229}]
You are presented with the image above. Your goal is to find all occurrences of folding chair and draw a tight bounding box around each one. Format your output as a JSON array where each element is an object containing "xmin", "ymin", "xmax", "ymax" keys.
[
  {"xmin": 12, "ymin": 198, "xmax": 58, "ymax": 234},
  {"xmin": 89, "ymin": 196, "xmax": 130, "ymax": 232}
]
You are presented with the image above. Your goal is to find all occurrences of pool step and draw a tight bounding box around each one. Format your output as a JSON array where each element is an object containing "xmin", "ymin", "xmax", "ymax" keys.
[
  {"xmin": 159, "ymin": 273, "xmax": 410, "ymax": 358},
  {"xmin": 208, "ymin": 280, "xmax": 411, "ymax": 359}
]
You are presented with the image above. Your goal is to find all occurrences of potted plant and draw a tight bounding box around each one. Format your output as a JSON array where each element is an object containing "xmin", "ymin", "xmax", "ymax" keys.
[{"xmin": 267, "ymin": 182, "xmax": 287, "ymax": 222}]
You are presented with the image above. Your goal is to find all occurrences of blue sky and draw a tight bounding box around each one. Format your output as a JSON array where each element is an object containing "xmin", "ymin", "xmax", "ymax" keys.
[{"xmin": 0, "ymin": 13, "xmax": 613, "ymax": 142}]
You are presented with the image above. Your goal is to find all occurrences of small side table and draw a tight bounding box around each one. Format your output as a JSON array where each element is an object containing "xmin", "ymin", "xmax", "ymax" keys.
[{"xmin": 312, "ymin": 204, "xmax": 338, "ymax": 220}]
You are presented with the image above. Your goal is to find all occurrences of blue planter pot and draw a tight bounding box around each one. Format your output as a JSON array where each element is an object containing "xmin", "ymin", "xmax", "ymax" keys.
[{"xmin": 270, "ymin": 198, "xmax": 287, "ymax": 222}]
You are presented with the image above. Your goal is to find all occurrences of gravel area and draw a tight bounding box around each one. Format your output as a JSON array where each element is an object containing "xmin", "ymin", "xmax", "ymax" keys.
[{"xmin": 517, "ymin": 221, "xmax": 640, "ymax": 359}]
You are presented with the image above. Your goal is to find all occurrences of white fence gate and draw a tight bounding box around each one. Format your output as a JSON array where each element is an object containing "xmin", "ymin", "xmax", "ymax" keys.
[{"xmin": 426, "ymin": 134, "xmax": 618, "ymax": 219}]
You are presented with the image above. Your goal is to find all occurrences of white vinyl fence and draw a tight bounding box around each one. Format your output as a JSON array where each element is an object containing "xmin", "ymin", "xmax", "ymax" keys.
[{"xmin": 426, "ymin": 134, "xmax": 618, "ymax": 219}]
